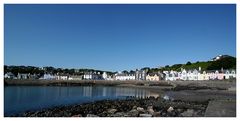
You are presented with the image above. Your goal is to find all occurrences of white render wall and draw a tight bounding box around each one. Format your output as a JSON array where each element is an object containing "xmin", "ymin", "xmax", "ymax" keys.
[{"xmin": 116, "ymin": 75, "xmax": 135, "ymax": 80}]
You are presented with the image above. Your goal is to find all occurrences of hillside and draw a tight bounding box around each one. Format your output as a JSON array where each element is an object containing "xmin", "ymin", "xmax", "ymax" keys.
[{"xmin": 158, "ymin": 55, "xmax": 236, "ymax": 71}]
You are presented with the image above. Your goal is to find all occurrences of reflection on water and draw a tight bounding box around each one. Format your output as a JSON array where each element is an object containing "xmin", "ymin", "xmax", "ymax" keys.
[{"xmin": 4, "ymin": 86, "xmax": 159, "ymax": 116}]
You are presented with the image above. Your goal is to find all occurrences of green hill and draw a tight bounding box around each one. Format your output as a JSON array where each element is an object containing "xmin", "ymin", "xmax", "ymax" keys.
[{"xmin": 158, "ymin": 55, "xmax": 236, "ymax": 72}]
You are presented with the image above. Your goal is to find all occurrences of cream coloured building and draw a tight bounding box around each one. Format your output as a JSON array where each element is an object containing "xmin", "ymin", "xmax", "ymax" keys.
[{"xmin": 146, "ymin": 73, "xmax": 160, "ymax": 81}]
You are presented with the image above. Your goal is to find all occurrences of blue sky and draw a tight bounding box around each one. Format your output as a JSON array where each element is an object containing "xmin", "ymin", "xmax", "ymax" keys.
[{"xmin": 4, "ymin": 4, "xmax": 236, "ymax": 71}]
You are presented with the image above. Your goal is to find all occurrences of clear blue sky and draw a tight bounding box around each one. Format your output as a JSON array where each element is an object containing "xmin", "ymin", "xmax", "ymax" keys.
[{"xmin": 4, "ymin": 4, "xmax": 236, "ymax": 71}]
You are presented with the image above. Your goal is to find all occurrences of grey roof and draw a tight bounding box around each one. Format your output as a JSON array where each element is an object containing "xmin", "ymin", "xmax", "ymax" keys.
[{"xmin": 147, "ymin": 73, "xmax": 159, "ymax": 76}]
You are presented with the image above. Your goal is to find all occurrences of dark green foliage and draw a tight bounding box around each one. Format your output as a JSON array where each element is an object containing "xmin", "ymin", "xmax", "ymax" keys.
[
  {"xmin": 207, "ymin": 56, "xmax": 236, "ymax": 70},
  {"xmin": 186, "ymin": 61, "xmax": 192, "ymax": 65},
  {"xmin": 158, "ymin": 55, "xmax": 236, "ymax": 71},
  {"xmin": 165, "ymin": 65, "xmax": 170, "ymax": 68},
  {"xmin": 4, "ymin": 65, "xmax": 113, "ymax": 76},
  {"xmin": 122, "ymin": 70, "xmax": 129, "ymax": 74}
]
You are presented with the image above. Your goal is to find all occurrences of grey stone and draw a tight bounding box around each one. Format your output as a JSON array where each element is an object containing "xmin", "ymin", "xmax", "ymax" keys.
[
  {"xmin": 181, "ymin": 109, "xmax": 194, "ymax": 117},
  {"xmin": 177, "ymin": 109, "xmax": 183, "ymax": 113},
  {"xmin": 167, "ymin": 106, "xmax": 174, "ymax": 113},
  {"xmin": 139, "ymin": 114, "xmax": 152, "ymax": 117},
  {"xmin": 153, "ymin": 112, "xmax": 161, "ymax": 117},
  {"xmin": 163, "ymin": 95, "xmax": 170, "ymax": 100},
  {"xmin": 147, "ymin": 109, "xmax": 155, "ymax": 115},
  {"xmin": 128, "ymin": 109, "xmax": 139, "ymax": 117},
  {"xmin": 107, "ymin": 109, "xmax": 117, "ymax": 114},
  {"xmin": 205, "ymin": 100, "xmax": 236, "ymax": 117},
  {"xmin": 113, "ymin": 112, "xmax": 125, "ymax": 117},
  {"xmin": 137, "ymin": 107, "xmax": 145, "ymax": 113}
]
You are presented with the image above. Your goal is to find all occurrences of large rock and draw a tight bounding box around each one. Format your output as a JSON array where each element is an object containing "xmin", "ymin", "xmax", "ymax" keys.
[
  {"xmin": 167, "ymin": 106, "xmax": 174, "ymax": 113},
  {"xmin": 181, "ymin": 109, "xmax": 194, "ymax": 117},
  {"xmin": 153, "ymin": 112, "xmax": 161, "ymax": 117},
  {"xmin": 107, "ymin": 109, "xmax": 117, "ymax": 114},
  {"xmin": 205, "ymin": 100, "xmax": 236, "ymax": 117},
  {"xmin": 147, "ymin": 108, "xmax": 154, "ymax": 115},
  {"xmin": 163, "ymin": 95, "xmax": 170, "ymax": 100},
  {"xmin": 139, "ymin": 114, "xmax": 152, "ymax": 117},
  {"xmin": 137, "ymin": 107, "xmax": 145, "ymax": 113},
  {"xmin": 132, "ymin": 106, "xmax": 137, "ymax": 109},
  {"xmin": 113, "ymin": 112, "xmax": 125, "ymax": 117}
]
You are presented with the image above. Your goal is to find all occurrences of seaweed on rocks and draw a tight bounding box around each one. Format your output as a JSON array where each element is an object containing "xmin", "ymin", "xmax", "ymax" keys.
[{"xmin": 13, "ymin": 97, "xmax": 209, "ymax": 117}]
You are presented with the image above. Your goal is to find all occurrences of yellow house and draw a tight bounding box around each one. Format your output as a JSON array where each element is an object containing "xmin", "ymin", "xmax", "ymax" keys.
[
  {"xmin": 146, "ymin": 73, "xmax": 160, "ymax": 81},
  {"xmin": 202, "ymin": 71, "xmax": 209, "ymax": 80},
  {"xmin": 197, "ymin": 71, "xmax": 209, "ymax": 80}
]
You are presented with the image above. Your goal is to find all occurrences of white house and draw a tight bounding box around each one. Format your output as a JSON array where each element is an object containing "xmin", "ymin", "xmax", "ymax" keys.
[
  {"xmin": 176, "ymin": 72, "xmax": 182, "ymax": 80},
  {"xmin": 164, "ymin": 70, "xmax": 178, "ymax": 81},
  {"xmin": 4, "ymin": 72, "xmax": 15, "ymax": 79},
  {"xmin": 230, "ymin": 70, "xmax": 236, "ymax": 78},
  {"xmin": 43, "ymin": 74, "xmax": 56, "ymax": 80},
  {"xmin": 102, "ymin": 72, "xmax": 108, "ymax": 80},
  {"xmin": 187, "ymin": 70, "xmax": 193, "ymax": 80},
  {"xmin": 83, "ymin": 72, "xmax": 100, "ymax": 80},
  {"xmin": 56, "ymin": 75, "xmax": 68, "ymax": 80},
  {"xmin": 115, "ymin": 73, "xmax": 135, "ymax": 81},
  {"xmin": 163, "ymin": 67, "xmax": 235, "ymax": 81},
  {"xmin": 224, "ymin": 70, "xmax": 236, "ymax": 79},
  {"xmin": 208, "ymin": 71, "xmax": 216, "ymax": 80},
  {"xmin": 135, "ymin": 69, "xmax": 146, "ymax": 80},
  {"xmin": 68, "ymin": 75, "xmax": 83, "ymax": 80},
  {"xmin": 181, "ymin": 69, "xmax": 187, "ymax": 80},
  {"xmin": 17, "ymin": 73, "xmax": 29, "ymax": 79},
  {"xmin": 192, "ymin": 69, "xmax": 199, "ymax": 81}
]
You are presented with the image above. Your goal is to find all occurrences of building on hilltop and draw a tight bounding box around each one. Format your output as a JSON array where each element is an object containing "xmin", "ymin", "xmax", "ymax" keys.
[{"xmin": 211, "ymin": 55, "xmax": 231, "ymax": 61}]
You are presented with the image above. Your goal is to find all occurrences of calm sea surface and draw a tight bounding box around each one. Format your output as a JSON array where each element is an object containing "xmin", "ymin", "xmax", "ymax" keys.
[{"xmin": 4, "ymin": 86, "xmax": 160, "ymax": 116}]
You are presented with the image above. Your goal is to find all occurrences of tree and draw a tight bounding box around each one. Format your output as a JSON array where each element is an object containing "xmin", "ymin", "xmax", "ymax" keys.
[
  {"xmin": 122, "ymin": 70, "xmax": 128, "ymax": 74},
  {"xmin": 186, "ymin": 61, "xmax": 192, "ymax": 65},
  {"xmin": 141, "ymin": 67, "xmax": 150, "ymax": 71},
  {"xmin": 4, "ymin": 65, "xmax": 8, "ymax": 74},
  {"xmin": 129, "ymin": 70, "xmax": 135, "ymax": 74}
]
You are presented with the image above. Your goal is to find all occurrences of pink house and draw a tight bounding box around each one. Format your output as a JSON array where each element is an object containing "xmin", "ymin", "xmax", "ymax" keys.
[
  {"xmin": 215, "ymin": 71, "xmax": 224, "ymax": 80},
  {"xmin": 208, "ymin": 71, "xmax": 216, "ymax": 80}
]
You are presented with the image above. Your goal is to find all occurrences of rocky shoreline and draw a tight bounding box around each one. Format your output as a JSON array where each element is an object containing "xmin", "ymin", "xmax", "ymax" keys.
[{"xmin": 12, "ymin": 96, "xmax": 209, "ymax": 117}]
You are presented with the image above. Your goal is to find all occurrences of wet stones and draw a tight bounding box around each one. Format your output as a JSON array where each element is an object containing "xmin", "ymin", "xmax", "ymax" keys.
[{"xmin": 16, "ymin": 97, "xmax": 208, "ymax": 117}]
